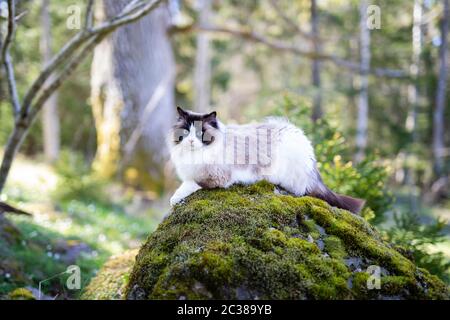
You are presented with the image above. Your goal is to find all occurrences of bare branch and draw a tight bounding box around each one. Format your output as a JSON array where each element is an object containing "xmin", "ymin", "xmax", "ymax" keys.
[
  {"xmin": 0, "ymin": 0, "xmax": 16, "ymax": 67},
  {"xmin": 121, "ymin": 70, "xmax": 175, "ymax": 167},
  {"xmin": 28, "ymin": 0, "xmax": 166, "ymax": 123},
  {"xmin": 4, "ymin": 53, "xmax": 20, "ymax": 116},
  {"xmin": 29, "ymin": 34, "xmax": 106, "ymax": 123},
  {"xmin": 14, "ymin": 9, "xmax": 28, "ymax": 22},
  {"xmin": 84, "ymin": 0, "xmax": 94, "ymax": 30},
  {"xmin": 1, "ymin": 0, "xmax": 21, "ymax": 116},
  {"xmin": 269, "ymin": 0, "xmax": 317, "ymax": 42},
  {"xmin": 172, "ymin": 23, "xmax": 409, "ymax": 79},
  {"xmin": 91, "ymin": 0, "xmax": 163, "ymax": 34},
  {"xmin": 115, "ymin": 0, "xmax": 143, "ymax": 20}
]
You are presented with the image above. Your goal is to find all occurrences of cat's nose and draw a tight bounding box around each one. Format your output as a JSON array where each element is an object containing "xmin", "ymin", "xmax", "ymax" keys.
[{"xmin": 188, "ymin": 139, "xmax": 194, "ymax": 145}]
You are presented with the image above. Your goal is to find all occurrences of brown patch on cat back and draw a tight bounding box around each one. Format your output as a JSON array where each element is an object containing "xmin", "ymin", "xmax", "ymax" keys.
[{"xmin": 195, "ymin": 165, "xmax": 231, "ymax": 189}]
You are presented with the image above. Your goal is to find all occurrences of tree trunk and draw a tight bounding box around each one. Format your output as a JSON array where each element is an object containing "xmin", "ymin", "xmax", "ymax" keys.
[
  {"xmin": 310, "ymin": 0, "xmax": 322, "ymax": 121},
  {"xmin": 0, "ymin": 123, "xmax": 28, "ymax": 192},
  {"xmin": 40, "ymin": 0, "xmax": 60, "ymax": 163},
  {"xmin": 91, "ymin": 0, "xmax": 176, "ymax": 192},
  {"xmin": 193, "ymin": 0, "xmax": 212, "ymax": 112},
  {"xmin": 405, "ymin": 0, "xmax": 424, "ymax": 213},
  {"xmin": 432, "ymin": 0, "xmax": 449, "ymax": 178},
  {"xmin": 355, "ymin": 0, "xmax": 371, "ymax": 162},
  {"xmin": 406, "ymin": 0, "xmax": 423, "ymax": 142}
]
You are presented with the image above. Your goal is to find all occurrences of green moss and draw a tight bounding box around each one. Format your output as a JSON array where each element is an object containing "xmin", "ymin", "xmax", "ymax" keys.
[
  {"xmin": 81, "ymin": 249, "xmax": 138, "ymax": 300},
  {"xmin": 8, "ymin": 288, "xmax": 36, "ymax": 300},
  {"xmin": 324, "ymin": 236, "xmax": 347, "ymax": 259},
  {"xmin": 89, "ymin": 181, "xmax": 447, "ymax": 300}
]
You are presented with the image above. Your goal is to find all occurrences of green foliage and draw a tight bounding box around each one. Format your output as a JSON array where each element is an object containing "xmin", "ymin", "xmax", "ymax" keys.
[
  {"xmin": 386, "ymin": 210, "xmax": 450, "ymax": 284},
  {"xmin": 269, "ymin": 93, "xmax": 393, "ymax": 223},
  {"xmin": 52, "ymin": 150, "xmax": 106, "ymax": 203}
]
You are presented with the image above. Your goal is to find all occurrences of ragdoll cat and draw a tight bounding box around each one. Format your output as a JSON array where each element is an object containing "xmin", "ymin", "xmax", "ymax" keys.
[{"xmin": 169, "ymin": 107, "xmax": 365, "ymax": 214}]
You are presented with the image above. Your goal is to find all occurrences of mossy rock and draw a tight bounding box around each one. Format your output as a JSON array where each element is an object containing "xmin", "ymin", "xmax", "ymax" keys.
[
  {"xmin": 92, "ymin": 181, "xmax": 448, "ymax": 299},
  {"xmin": 82, "ymin": 249, "xmax": 138, "ymax": 300}
]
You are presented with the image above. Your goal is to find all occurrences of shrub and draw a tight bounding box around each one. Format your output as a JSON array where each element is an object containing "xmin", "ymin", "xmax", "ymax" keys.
[
  {"xmin": 262, "ymin": 92, "xmax": 449, "ymax": 285},
  {"xmin": 269, "ymin": 93, "xmax": 393, "ymax": 223},
  {"xmin": 386, "ymin": 210, "xmax": 450, "ymax": 284}
]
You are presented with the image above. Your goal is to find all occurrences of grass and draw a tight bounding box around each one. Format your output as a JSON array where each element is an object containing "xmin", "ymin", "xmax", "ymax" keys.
[{"xmin": 0, "ymin": 154, "xmax": 164, "ymax": 299}]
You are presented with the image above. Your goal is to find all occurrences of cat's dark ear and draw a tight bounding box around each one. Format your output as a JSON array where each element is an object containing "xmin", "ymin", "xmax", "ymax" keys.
[
  {"xmin": 177, "ymin": 106, "xmax": 188, "ymax": 118},
  {"xmin": 204, "ymin": 111, "xmax": 217, "ymax": 119},
  {"xmin": 203, "ymin": 111, "xmax": 218, "ymax": 128}
]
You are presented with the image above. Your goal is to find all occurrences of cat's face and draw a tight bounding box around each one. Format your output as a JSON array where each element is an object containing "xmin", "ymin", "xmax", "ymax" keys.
[{"xmin": 172, "ymin": 107, "xmax": 219, "ymax": 151}]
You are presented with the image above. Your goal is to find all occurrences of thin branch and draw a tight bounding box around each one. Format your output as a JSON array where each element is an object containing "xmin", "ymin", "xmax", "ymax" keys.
[
  {"xmin": 28, "ymin": 35, "xmax": 106, "ymax": 123},
  {"xmin": 114, "ymin": 0, "xmax": 143, "ymax": 20},
  {"xmin": 29, "ymin": 0, "xmax": 166, "ymax": 122},
  {"xmin": 172, "ymin": 23, "xmax": 409, "ymax": 79},
  {"xmin": 84, "ymin": 0, "xmax": 94, "ymax": 30},
  {"xmin": 1, "ymin": 0, "xmax": 21, "ymax": 116},
  {"xmin": 121, "ymin": 69, "xmax": 175, "ymax": 167},
  {"xmin": 91, "ymin": 0, "xmax": 163, "ymax": 34},
  {"xmin": 269, "ymin": 0, "xmax": 318, "ymax": 42},
  {"xmin": 4, "ymin": 53, "xmax": 20, "ymax": 116},
  {"xmin": 14, "ymin": 9, "xmax": 28, "ymax": 22},
  {"xmin": 0, "ymin": 0, "xmax": 16, "ymax": 67}
]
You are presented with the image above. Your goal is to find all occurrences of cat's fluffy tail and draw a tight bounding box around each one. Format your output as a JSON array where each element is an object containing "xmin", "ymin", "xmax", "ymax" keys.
[{"xmin": 308, "ymin": 186, "xmax": 365, "ymax": 215}]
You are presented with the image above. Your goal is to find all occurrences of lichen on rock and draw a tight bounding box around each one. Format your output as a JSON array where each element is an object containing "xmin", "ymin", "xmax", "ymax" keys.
[{"xmin": 88, "ymin": 181, "xmax": 449, "ymax": 299}]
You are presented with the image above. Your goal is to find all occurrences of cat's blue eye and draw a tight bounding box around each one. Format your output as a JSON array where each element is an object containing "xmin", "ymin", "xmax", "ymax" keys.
[{"xmin": 175, "ymin": 129, "xmax": 189, "ymax": 142}]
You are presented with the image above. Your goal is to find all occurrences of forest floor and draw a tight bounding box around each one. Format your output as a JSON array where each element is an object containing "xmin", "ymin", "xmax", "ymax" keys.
[
  {"xmin": 0, "ymin": 154, "xmax": 449, "ymax": 299},
  {"xmin": 0, "ymin": 153, "xmax": 166, "ymax": 299}
]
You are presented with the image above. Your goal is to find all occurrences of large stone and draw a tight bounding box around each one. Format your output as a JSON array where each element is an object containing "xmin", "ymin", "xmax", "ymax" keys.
[{"xmin": 85, "ymin": 182, "xmax": 449, "ymax": 299}]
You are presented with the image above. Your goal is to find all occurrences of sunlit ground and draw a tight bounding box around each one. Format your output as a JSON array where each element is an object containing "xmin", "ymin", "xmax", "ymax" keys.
[{"xmin": 0, "ymin": 153, "xmax": 165, "ymax": 299}]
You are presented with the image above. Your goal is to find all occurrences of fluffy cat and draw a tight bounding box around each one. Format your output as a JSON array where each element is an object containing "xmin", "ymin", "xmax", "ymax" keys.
[{"xmin": 169, "ymin": 107, "xmax": 365, "ymax": 214}]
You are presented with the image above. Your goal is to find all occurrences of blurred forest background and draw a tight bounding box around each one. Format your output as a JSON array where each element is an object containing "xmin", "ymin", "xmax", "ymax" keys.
[{"xmin": 0, "ymin": 0, "xmax": 449, "ymax": 299}]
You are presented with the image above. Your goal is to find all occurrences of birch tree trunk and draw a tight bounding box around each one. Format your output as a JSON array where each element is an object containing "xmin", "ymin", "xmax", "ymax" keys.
[
  {"xmin": 432, "ymin": 0, "xmax": 449, "ymax": 178},
  {"xmin": 40, "ymin": 0, "xmax": 60, "ymax": 163},
  {"xmin": 310, "ymin": 0, "xmax": 322, "ymax": 121},
  {"xmin": 355, "ymin": 0, "xmax": 371, "ymax": 162},
  {"xmin": 193, "ymin": 0, "xmax": 212, "ymax": 112},
  {"xmin": 405, "ymin": 0, "xmax": 424, "ymax": 212},
  {"xmin": 91, "ymin": 0, "xmax": 176, "ymax": 192},
  {"xmin": 406, "ymin": 0, "xmax": 423, "ymax": 142}
]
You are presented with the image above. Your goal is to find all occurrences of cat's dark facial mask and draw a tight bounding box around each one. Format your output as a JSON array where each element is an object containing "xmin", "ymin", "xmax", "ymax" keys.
[{"xmin": 173, "ymin": 107, "xmax": 218, "ymax": 146}]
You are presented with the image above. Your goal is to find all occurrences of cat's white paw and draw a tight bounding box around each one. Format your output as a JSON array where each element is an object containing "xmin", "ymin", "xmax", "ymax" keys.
[
  {"xmin": 170, "ymin": 194, "xmax": 185, "ymax": 206},
  {"xmin": 170, "ymin": 181, "xmax": 202, "ymax": 206}
]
